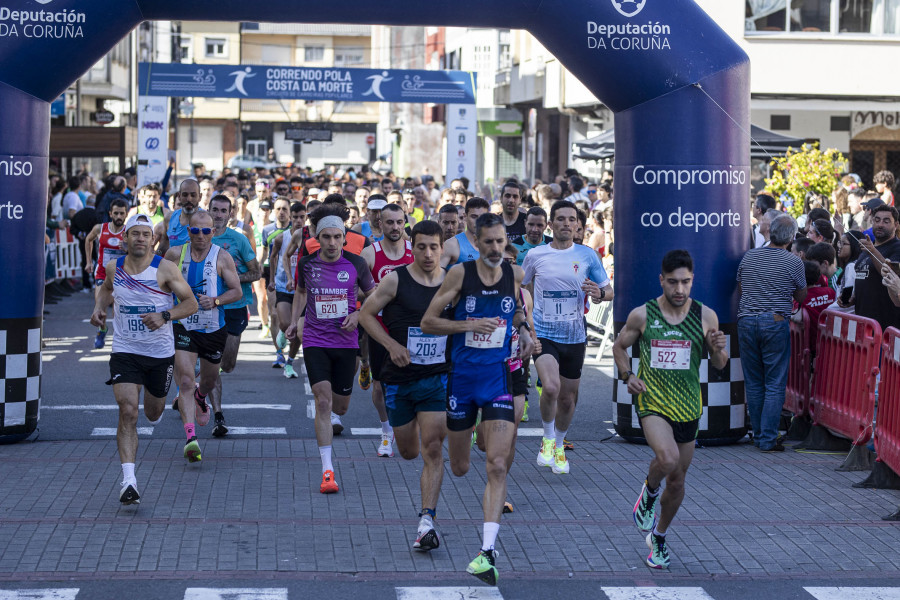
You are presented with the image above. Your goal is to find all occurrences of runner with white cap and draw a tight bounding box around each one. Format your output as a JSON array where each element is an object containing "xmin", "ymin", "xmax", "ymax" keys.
[{"xmin": 91, "ymin": 213, "xmax": 198, "ymax": 505}]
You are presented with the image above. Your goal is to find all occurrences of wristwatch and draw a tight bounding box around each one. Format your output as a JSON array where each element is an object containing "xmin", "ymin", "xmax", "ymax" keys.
[
  {"xmin": 214, "ymin": 298, "xmax": 220, "ymax": 306},
  {"xmin": 620, "ymin": 369, "xmax": 634, "ymax": 383},
  {"xmin": 599, "ymin": 288, "xmax": 606, "ymax": 300},
  {"xmin": 518, "ymin": 321, "xmax": 532, "ymax": 333},
  {"xmin": 161, "ymin": 310, "xmax": 171, "ymax": 322}
]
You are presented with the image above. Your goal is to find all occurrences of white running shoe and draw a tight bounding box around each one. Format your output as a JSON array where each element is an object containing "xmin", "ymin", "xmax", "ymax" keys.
[
  {"xmin": 119, "ymin": 481, "xmax": 140, "ymax": 505},
  {"xmin": 331, "ymin": 412, "xmax": 344, "ymax": 435},
  {"xmin": 377, "ymin": 432, "xmax": 395, "ymax": 457}
]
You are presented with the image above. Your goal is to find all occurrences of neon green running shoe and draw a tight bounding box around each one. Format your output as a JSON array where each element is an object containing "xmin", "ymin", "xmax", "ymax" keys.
[
  {"xmin": 283, "ymin": 363, "xmax": 298, "ymax": 379},
  {"xmin": 646, "ymin": 532, "xmax": 670, "ymax": 569},
  {"xmin": 466, "ymin": 549, "xmax": 499, "ymax": 586},
  {"xmin": 537, "ymin": 437, "xmax": 555, "ymax": 467},
  {"xmin": 551, "ymin": 445, "xmax": 569, "ymax": 474},
  {"xmin": 183, "ymin": 436, "xmax": 202, "ymax": 463},
  {"xmin": 521, "ymin": 400, "xmax": 529, "ymax": 422}
]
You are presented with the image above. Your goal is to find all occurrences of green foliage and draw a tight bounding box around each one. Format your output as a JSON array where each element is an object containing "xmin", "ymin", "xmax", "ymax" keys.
[{"xmin": 764, "ymin": 143, "xmax": 846, "ymax": 217}]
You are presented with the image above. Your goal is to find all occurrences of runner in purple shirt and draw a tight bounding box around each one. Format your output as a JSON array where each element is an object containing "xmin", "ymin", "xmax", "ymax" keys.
[{"xmin": 286, "ymin": 205, "xmax": 375, "ymax": 494}]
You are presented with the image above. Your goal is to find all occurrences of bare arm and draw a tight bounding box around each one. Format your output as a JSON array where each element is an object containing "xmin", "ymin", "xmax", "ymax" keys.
[
  {"xmin": 201, "ymin": 251, "xmax": 242, "ymax": 308},
  {"xmin": 159, "ymin": 260, "xmax": 199, "ymax": 321},
  {"xmin": 358, "ymin": 272, "xmax": 410, "ymax": 367},
  {"xmin": 239, "ymin": 258, "xmax": 261, "ymax": 284},
  {"xmin": 439, "ymin": 237, "xmax": 459, "ymax": 269},
  {"xmin": 154, "ymin": 216, "xmax": 170, "ymax": 256},
  {"xmin": 242, "ymin": 223, "xmax": 257, "ymax": 254},
  {"xmin": 701, "ymin": 305, "xmax": 729, "ymax": 370},
  {"xmin": 793, "ymin": 287, "xmax": 808, "ymax": 304},
  {"xmin": 612, "ymin": 306, "xmax": 647, "ymax": 395},
  {"xmin": 89, "ymin": 270, "xmax": 115, "ymax": 328},
  {"xmin": 268, "ymin": 235, "xmax": 283, "ymax": 291},
  {"xmin": 83, "ymin": 224, "xmax": 101, "ymax": 272},
  {"xmin": 282, "ymin": 229, "xmax": 303, "ymax": 289}
]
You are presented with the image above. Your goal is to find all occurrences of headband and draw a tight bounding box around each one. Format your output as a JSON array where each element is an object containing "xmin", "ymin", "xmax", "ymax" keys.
[{"xmin": 316, "ymin": 215, "xmax": 345, "ymax": 236}]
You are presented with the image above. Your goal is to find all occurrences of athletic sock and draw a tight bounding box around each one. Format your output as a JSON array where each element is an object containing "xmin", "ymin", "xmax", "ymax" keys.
[
  {"xmin": 482, "ymin": 522, "xmax": 500, "ymax": 551},
  {"xmin": 319, "ymin": 445, "xmax": 333, "ymax": 473},
  {"xmin": 98, "ymin": 326, "xmax": 107, "ymax": 333},
  {"xmin": 184, "ymin": 423, "xmax": 195, "ymax": 440},
  {"xmin": 646, "ymin": 479, "xmax": 661, "ymax": 497},
  {"xmin": 147, "ymin": 413, "xmax": 163, "ymax": 426},
  {"xmin": 286, "ymin": 357, "xmax": 293, "ymax": 365},
  {"xmin": 381, "ymin": 420, "xmax": 393, "ymax": 435},
  {"xmin": 554, "ymin": 428, "xmax": 568, "ymax": 449},
  {"xmin": 420, "ymin": 508, "xmax": 436, "ymax": 519},
  {"xmin": 652, "ymin": 524, "xmax": 667, "ymax": 538},
  {"xmin": 542, "ymin": 420, "xmax": 555, "ymax": 440},
  {"xmin": 121, "ymin": 463, "xmax": 135, "ymax": 485}
]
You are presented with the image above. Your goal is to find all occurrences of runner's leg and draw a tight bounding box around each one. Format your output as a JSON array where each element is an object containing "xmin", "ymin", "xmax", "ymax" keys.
[{"xmin": 114, "ymin": 383, "xmax": 141, "ymax": 465}]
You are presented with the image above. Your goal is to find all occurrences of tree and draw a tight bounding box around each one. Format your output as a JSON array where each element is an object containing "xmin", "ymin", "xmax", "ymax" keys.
[{"xmin": 764, "ymin": 143, "xmax": 846, "ymax": 218}]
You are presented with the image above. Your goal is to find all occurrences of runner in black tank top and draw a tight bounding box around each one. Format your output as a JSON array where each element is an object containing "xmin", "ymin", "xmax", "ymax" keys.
[{"xmin": 359, "ymin": 220, "xmax": 450, "ymax": 554}]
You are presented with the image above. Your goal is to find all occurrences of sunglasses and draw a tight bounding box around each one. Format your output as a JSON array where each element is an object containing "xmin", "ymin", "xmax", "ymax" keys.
[
  {"xmin": 586, "ymin": 190, "xmax": 597, "ymax": 194},
  {"xmin": 503, "ymin": 257, "xmax": 517, "ymax": 264},
  {"xmin": 292, "ymin": 185, "xmax": 303, "ymax": 190},
  {"xmin": 189, "ymin": 227, "xmax": 213, "ymax": 235}
]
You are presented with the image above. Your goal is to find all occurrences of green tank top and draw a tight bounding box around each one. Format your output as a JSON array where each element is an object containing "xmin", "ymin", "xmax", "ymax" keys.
[
  {"xmin": 636, "ymin": 298, "xmax": 705, "ymax": 422},
  {"xmin": 140, "ymin": 206, "xmax": 165, "ymax": 226}
]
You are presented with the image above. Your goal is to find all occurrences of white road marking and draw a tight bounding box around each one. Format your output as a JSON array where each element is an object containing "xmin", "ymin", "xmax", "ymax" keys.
[
  {"xmin": 396, "ymin": 588, "xmax": 503, "ymax": 600},
  {"xmin": 224, "ymin": 427, "xmax": 287, "ymax": 435},
  {"xmin": 45, "ymin": 404, "xmax": 291, "ymax": 411},
  {"xmin": 805, "ymin": 589, "xmax": 900, "ymax": 600},
  {"xmin": 602, "ymin": 588, "xmax": 716, "ymax": 600},
  {"xmin": 351, "ymin": 427, "xmax": 543, "ymax": 437},
  {"xmin": 91, "ymin": 428, "xmax": 152, "ymax": 436},
  {"xmin": 184, "ymin": 589, "xmax": 288, "ymax": 600},
  {"xmin": 0, "ymin": 591, "xmax": 80, "ymax": 600}
]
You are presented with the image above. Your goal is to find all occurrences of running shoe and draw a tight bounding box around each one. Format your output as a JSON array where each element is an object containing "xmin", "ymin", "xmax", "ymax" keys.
[
  {"xmin": 552, "ymin": 445, "xmax": 570, "ymax": 474},
  {"xmin": 283, "ymin": 363, "xmax": 298, "ymax": 379},
  {"xmin": 413, "ymin": 514, "xmax": 439, "ymax": 552},
  {"xmin": 119, "ymin": 481, "xmax": 140, "ymax": 505},
  {"xmin": 194, "ymin": 388, "xmax": 210, "ymax": 426},
  {"xmin": 331, "ymin": 413, "xmax": 344, "ymax": 435},
  {"xmin": 563, "ymin": 438, "xmax": 574, "ymax": 451},
  {"xmin": 272, "ymin": 352, "xmax": 285, "ymax": 368},
  {"xmin": 276, "ymin": 330, "xmax": 288, "ymax": 350},
  {"xmin": 172, "ymin": 394, "xmax": 179, "ymax": 412},
  {"xmin": 184, "ymin": 436, "xmax": 202, "ymax": 463},
  {"xmin": 212, "ymin": 413, "xmax": 228, "ymax": 438},
  {"xmin": 320, "ymin": 469, "xmax": 339, "ymax": 494},
  {"xmin": 377, "ymin": 432, "xmax": 394, "ymax": 457},
  {"xmin": 537, "ymin": 437, "xmax": 555, "ymax": 467},
  {"xmin": 260, "ymin": 324, "xmax": 270, "ymax": 339},
  {"xmin": 358, "ymin": 364, "xmax": 372, "ymax": 390},
  {"xmin": 633, "ymin": 481, "xmax": 659, "ymax": 533},
  {"xmin": 466, "ymin": 549, "xmax": 499, "ymax": 586},
  {"xmin": 521, "ymin": 400, "xmax": 529, "ymax": 422},
  {"xmin": 93, "ymin": 330, "xmax": 107, "ymax": 349},
  {"xmin": 503, "ymin": 502, "xmax": 514, "ymax": 514},
  {"xmin": 645, "ymin": 532, "xmax": 670, "ymax": 569},
  {"xmin": 536, "ymin": 377, "xmax": 543, "ymax": 399}
]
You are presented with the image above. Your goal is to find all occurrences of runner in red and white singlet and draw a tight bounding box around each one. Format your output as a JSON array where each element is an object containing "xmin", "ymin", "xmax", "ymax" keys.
[
  {"xmin": 360, "ymin": 203, "xmax": 415, "ymax": 457},
  {"xmin": 84, "ymin": 198, "xmax": 129, "ymax": 349}
]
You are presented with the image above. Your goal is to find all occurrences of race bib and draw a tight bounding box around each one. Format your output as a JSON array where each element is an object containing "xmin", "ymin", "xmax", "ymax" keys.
[
  {"xmin": 650, "ymin": 339, "xmax": 691, "ymax": 370},
  {"xmin": 542, "ymin": 290, "xmax": 578, "ymax": 322},
  {"xmin": 315, "ymin": 293, "xmax": 349, "ymax": 319},
  {"xmin": 508, "ymin": 329, "xmax": 522, "ymax": 372},
  {"xmin": 465, "ymin": 318, "xmax": 506, "ymax": 349},
  {"xmin": 182, "ymin": 307, "xmax": 218, "ymax": 332},
  {"xmin": 290, "ymin": 251, "xmax": 299, "ymax": 274},
  {"xmin": 407, "ymin": 327, "xmax": 447, "ymax": 365},
  {"xmin": 102, "ymin": 247, "xmax": 126, "ymax": 265},
  {"xmin": 118, "ymin": 305, "xmax": 155, "ymax": 340}
]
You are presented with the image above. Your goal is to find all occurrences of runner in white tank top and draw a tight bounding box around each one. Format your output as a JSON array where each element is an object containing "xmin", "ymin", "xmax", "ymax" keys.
[{"xmin": 91, "ymin": 213, "xmax": 199, "ymax": 506}]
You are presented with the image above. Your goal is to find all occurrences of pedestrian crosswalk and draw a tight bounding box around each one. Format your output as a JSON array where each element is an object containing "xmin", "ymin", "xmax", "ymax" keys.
[{"xmin": 5, "ymin": 587, "xmax": 900, "ymax": 599}]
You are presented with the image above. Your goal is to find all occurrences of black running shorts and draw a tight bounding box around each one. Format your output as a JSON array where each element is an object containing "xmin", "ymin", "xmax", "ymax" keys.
[
  {"xmin": 224, "ymin": 307, "xmax": 250, "ymax": 336},
  {"xmin": 535, "ymin": 338, "xmax": 587, "ymax": 380},
  {"xmin": 107, "ymin": 352, "xmax": 174, "ymax": 399},
  {"xmin": 303, "ymin": 346, "xmax": 357, "ymax": 397},
  {"xmin": 173, "ymin": 323, "xmax": 228, "ymax": 364},
  {"xmin": 639, "ymin": 412, "xmax": 700, "ymax": 445}
]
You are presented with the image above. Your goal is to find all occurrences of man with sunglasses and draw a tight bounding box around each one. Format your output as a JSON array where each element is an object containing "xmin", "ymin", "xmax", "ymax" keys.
[
  {"xmin": 209, "ymin": 194, "xmax": 261, "ymax": 436},
  {"xmin": 164, "ymin": 212, "xmax": 243, "ymax": 461},
  {"xmin": 498, "ymin": 180, "xmax": 528, "ymax": 245},
  {"xmin": 274, "ymin": 179, "xmax": 291, "ymax": 200},
  {"xmin": 155, "ymin": 179, "xmax": 201, "ymax": 256}
]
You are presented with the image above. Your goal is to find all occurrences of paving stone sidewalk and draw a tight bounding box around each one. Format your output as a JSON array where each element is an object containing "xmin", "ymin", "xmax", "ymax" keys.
[{"xmin": 1, "ymin": 435, "xmax": 899, "ymax": 582}]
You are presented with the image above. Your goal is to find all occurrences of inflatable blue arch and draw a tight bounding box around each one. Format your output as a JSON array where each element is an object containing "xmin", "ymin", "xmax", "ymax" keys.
[{"xmin": 0, "ymin": 0, "xmax": 750, "ymax": 442}]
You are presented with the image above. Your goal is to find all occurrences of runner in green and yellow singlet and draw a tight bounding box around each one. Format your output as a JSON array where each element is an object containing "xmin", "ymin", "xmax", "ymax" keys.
[{"xmin": 613, "ymin": 249, "xmax": 728, "ymax": 571}]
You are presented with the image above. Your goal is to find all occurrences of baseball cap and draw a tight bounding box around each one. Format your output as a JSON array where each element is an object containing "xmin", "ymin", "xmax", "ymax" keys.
[
  {"xmin": 259, "ymin": 200, "xmax": 273, "ymax": 210},
  {"xmin": 124, "ymin": 213, "xmax": 154, "ymax": 232},
  {"xmin": 366, "ymin": 198, "xmax": 387, "ymax": 210},
  {"xmin": 862, "ymin": 197, "xmax": 885, "ymax": 210}
]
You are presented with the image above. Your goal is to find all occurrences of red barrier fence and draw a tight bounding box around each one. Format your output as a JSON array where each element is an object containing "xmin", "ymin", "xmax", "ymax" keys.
[
  {"xmin": 785, "ymin": 308, "xmax": 812, "ymax": 418},
  {"xmin": 877, "ymin": 327, "xmax": 900, "ymax": 476},
  {"xmin": 810, "ymin": 310, "xmax": 881, "ymax": 445}
]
